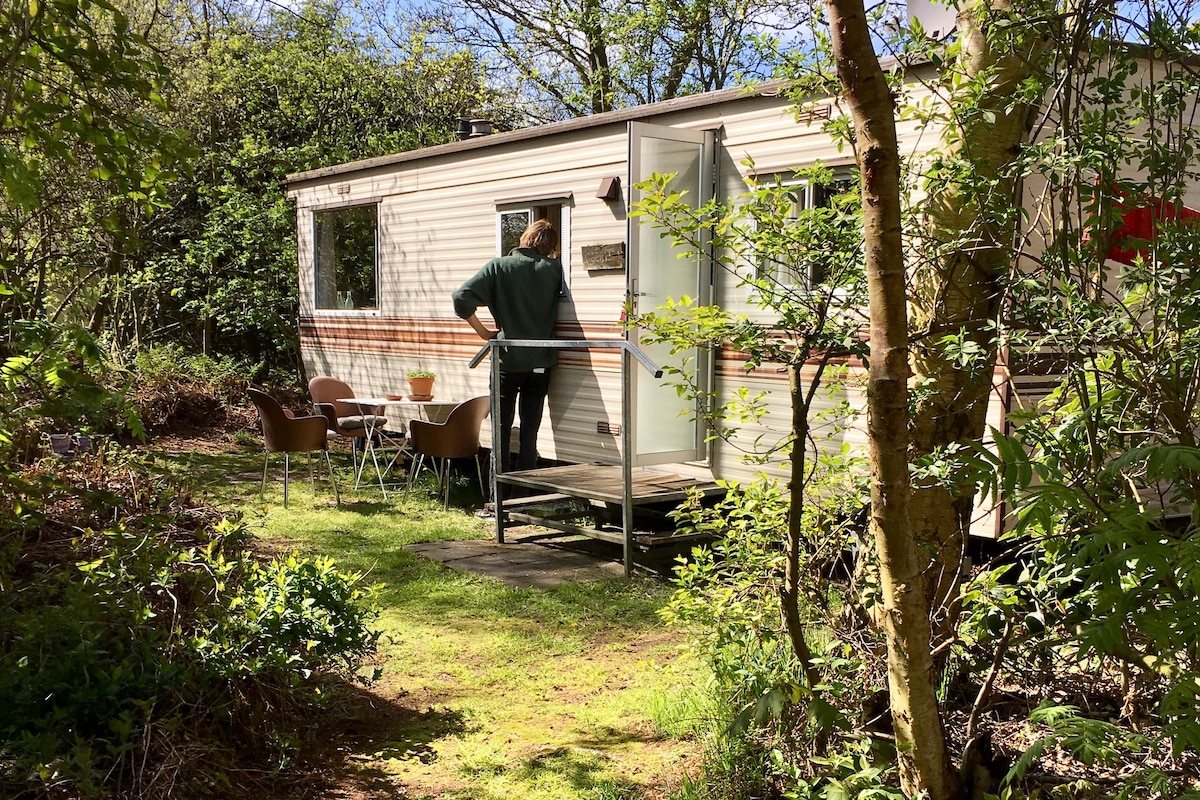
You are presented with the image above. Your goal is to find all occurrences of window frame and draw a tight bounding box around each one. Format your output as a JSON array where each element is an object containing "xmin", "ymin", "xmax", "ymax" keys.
[
  {"xmin": 311, "ymin": 200, "xmax": 381, "ymax": 316},
  {"xmin": 493, "ymin": 195, "xmax": 572, "ymax": 291}
]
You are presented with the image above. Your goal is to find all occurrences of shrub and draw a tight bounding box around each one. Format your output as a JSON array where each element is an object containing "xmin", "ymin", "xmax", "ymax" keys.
[
  {"xmin": 123, "ymin": 344, "xmax": 256, "ymax": 433},
  {"xmin": 1, "ymin": 319, "xmax": 139, "ymax": 463},
  {"xmin": 661, "ymin": 473, "xmax": 884, "ymax": 797},
  {"xmin": 0, "ymin": 461, "xmax": 380, "ymax": 798}
]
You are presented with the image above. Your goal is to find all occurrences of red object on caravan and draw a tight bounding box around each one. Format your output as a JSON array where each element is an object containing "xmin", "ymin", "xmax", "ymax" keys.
[{"xmin": 1102, "ymin": 191, "xmax": 1200, "ymax": 266}]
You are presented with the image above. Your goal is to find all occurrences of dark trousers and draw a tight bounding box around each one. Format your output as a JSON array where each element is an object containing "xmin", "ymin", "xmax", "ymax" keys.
[{"xmin": 498, "ymin": 369, "xmax": 551, "ymax": 473}]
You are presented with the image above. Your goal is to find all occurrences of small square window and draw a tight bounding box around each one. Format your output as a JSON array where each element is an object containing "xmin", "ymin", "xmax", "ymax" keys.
[
  {"xmin": 314, "ymin": 205, "xmax": 378, "ymax": 311},
  {"xmin": 499, "ymin": 210, "xmax": 530, "ymax": 255},
  {"xmin": 494, "ymin": 200, "xmax": 571, "ymax": 290}
]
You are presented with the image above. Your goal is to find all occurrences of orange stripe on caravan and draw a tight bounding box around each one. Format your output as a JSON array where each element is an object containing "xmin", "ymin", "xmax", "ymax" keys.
[
  {"xmin": 299, "ymin": 318, "xmax": 881, "ymax": 382},
  {"xmin": 299, "ymin": 317, "xmax": 626, "ymax": 362}
]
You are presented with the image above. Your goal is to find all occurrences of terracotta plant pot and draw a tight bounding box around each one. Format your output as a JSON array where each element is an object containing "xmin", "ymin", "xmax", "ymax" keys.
[{"xmin": 407, "ymin": 376, "xmax": 435, "ymax": 399}]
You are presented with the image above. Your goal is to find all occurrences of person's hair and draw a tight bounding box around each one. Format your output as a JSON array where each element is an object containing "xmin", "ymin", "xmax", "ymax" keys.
[{"xmin": 519, "ymin": 219, "xmax": 559, "ymax": 256}]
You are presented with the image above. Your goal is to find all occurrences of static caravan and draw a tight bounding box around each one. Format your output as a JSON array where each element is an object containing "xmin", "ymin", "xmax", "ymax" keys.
[
  {"xmin": 282, "ymin": 76, "xmax": 1002, "ymax": 544},
  {"xmin": 287, "ymin": 91, "xmax": 869, "ymax": 445}
]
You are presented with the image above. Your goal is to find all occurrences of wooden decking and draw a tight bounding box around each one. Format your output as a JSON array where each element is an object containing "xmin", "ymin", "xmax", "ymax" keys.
[
  {"xmin": 494, "ymin": 463, "xmax": 725, "ymax": 552},
  {"xmin": 500, "ymin": 463, "xmax": 715, "ymax": 505}
]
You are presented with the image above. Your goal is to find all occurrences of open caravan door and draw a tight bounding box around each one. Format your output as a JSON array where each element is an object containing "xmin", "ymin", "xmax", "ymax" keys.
[{"xmin": 627, "ymin": 122, "xmax": 714, "ymax": 467}]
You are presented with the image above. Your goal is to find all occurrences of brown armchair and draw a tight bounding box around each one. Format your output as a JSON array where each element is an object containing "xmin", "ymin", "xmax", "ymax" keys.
[
  {"xmin": 247, "ymin": 388, "xmax": 340, "ymax": 508},
  {"xmin": 406, "ymin": 395, "xmax": 491, "ymax": 509},
  {"xmin": 308, "ymin": 376, "xmax": 394, "ymax": 468}
]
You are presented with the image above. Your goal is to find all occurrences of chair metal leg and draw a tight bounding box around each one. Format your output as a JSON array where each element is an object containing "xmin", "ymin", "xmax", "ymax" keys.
[
  {"xmin": 475, "ymin": 455, "xmax": 485, "ymax": 498},
  {"xmin": 368, "ymin": 431, "xmax": 387, "ymax": 498},
  {"xmin": 443, "ymin": 458, "xmax": 451, "ymax": 510},
  {"xmin": 353, "ymin": 435, "xmax": 367, "ymax": 489},
  {"xmin": 381, "ymin": 438, "xmax": 409, "ymax": 484},
  {"xmin": 283, "ymin": 452, "xmax": 291, "ymax": 508},
  {"xmin": 406, "ymin": 454, "xmax": 426, "ymax": 500},
  {"xmin": 323, "ymin": 450, "xmax": 341, "ymax": 506},
  {"xmin": 261, "ymin": 453, "xmax": 269, "ymax": 498}
]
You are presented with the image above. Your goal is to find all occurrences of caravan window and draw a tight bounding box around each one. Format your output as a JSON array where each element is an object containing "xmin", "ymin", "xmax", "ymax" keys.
[
  {"xmin": 495, "ymin": 197, "xmax": 571, "ymax": 288},
  {"xmin": 756, "ymin": 173, "xmax": 855, "ymax": 289},
  {"xmin": 498, "ymin": 210, "xmax": 532, "ymax": 255},
  {"xmin": 313, "ymin": 204, "xmax": 378, "ymax": 311}
]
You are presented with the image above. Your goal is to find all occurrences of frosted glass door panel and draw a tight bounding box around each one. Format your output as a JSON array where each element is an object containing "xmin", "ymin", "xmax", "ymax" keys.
[{"xmin": 627, "ymin": 122, "xmax": 712, "ymax": 466}]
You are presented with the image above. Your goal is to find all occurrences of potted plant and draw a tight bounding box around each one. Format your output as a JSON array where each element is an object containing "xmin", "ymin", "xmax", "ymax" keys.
[{"xmin": 406, "ymin": 369, "xmax": 436, "ymax": 400}]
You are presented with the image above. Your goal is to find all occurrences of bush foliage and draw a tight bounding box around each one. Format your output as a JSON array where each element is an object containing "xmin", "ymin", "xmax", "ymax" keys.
[
  {"xmin": 0, "ymin": 457, "xmax": 380, "ymax": 798},
  {"xmin": 1, "ymin": 330, "xmax": 378, "ymax": 797}
]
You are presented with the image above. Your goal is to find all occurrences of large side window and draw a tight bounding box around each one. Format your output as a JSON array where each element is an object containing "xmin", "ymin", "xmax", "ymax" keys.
[
  {"xmin": 495, "ymin": 199, "xmax": 571, "ymax": 289},
  {"xmin": 314, "ymin": 204, "xmax": 378, "ymax": 311}
]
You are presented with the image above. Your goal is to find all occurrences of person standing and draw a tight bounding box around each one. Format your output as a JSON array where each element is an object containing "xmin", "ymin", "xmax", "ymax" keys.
[{"xmin": 452, "ymin": 219, "xmax": 562, "ymax": 476}]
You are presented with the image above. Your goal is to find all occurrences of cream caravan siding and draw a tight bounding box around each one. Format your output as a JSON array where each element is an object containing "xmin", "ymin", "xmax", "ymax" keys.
[
  {"xmin": 678, "ymin": 99, "xmax": 934, "ymax": 487},
  {"xmin": 292, "ymin": 125, "xmax": 638, "ymax": 464}
]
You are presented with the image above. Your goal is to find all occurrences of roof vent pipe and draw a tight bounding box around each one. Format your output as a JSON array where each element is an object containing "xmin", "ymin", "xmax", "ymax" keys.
[
  {"xmin": 455, "ymin": 117, "xmax": 472, "ymax": 140},
  {"xmin": 469, "ymin": 119, "xmax": 493, "ymax": 137}
]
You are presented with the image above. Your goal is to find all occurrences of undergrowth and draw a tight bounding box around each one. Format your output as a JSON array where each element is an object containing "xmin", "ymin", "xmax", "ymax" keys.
[{"xmin": 0, "ymin": 453, "xmax": 380, "ymax": 798}]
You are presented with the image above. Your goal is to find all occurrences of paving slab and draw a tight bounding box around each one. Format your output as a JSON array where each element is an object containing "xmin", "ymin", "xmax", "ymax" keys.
[{"xmin": 406, "ymin": 537, "xmax": 626, "ymax": 589}]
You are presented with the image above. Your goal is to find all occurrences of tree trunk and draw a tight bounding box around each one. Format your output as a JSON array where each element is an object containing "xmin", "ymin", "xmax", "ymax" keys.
[
  {"xmin": 782, "ymin": 361, "xmax": 820, "ymax": 690},
  {"xmin": 824, "ymin": 0, "xmax": 958, "ymax": 796},
  {"xmin": 908, "ymin": 0, "xmax": 1043, "ymax": 638},
  {"xmin": 581, "ymin": 0, "xmax": 614, "ymax": 113}
]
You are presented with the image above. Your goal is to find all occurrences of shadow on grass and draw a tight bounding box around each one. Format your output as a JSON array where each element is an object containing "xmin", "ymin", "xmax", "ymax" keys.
[
  {"xmin": 142, "ymin": 444, "xmax": 264, "ymax": 489},
  {"xmin": 278, "ymin": 680, "xmax": 471, "ymax": 800},
  {"xmin": 336, "ymin": 685, "xmax": 472, "ymax": 763},
  {"xmin": 574, "ymin": 724, "xmax": 667, "ymax": 747},
  {"xmin": 164, "ymin": 445, "xmax": 487, "ymax": 509},
  {"xmin": 514, "ymin": 745, "xmax": 643, "ymax": 798}
]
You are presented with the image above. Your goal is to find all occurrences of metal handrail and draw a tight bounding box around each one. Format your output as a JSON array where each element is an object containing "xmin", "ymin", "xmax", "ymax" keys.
[
  {"xmin": 468, "ymin": 337, "xmax": 662, "ymax": 577},
  {"xmin": 468, "ymin": 338, "xmax": 663, "ymax": 378}
]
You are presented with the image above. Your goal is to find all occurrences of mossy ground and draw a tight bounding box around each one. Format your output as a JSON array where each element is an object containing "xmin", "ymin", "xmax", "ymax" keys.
[{"xmin": 161, "ymin": 432, "xmax": 709, "ymax": 799}]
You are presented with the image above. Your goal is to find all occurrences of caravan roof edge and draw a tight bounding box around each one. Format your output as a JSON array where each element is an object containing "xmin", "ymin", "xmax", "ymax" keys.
[
  {"xmin": 282, "ymin": 41, "xmax": 1193, "ymax": 190},
  {"xmin": 282, "ymin": 79, "xmax": 804, "ymax": 188}
]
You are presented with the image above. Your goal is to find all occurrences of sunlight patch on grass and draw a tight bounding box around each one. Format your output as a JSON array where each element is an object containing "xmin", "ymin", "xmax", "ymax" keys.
[
  {"xmin": 363, "ymin": 590, "xmax": 705, "ymax": 798},
  {"xmin": 380, "ymin": 637, "xmax": 705, "ymax": 794}
]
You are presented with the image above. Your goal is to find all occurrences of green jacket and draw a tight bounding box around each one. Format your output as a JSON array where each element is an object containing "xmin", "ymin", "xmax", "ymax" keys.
[{"xmin": 452, "ymin": 247, "xmax": 562, "ymax": 372}]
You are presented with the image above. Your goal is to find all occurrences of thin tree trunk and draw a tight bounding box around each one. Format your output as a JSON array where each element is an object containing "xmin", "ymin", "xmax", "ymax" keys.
[
  {"xmin": 581, "ymin": 0, "xmax": 613, "ymax": 113},
  {"xmin": 824, "ymin": 0, "xmax": 958, "ymax": 796},
  {"xmin": 782, "ymin": 361, "xmax": 820, "ymax": 690}
]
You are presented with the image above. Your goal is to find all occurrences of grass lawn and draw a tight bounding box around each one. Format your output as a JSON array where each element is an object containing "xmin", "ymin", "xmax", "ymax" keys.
[{"xmin": 162, "ymin": 435, "xmax": 711, "ymax": 799}]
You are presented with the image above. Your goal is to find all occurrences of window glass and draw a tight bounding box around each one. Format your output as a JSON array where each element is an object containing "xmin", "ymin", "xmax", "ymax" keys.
[
  {"xmin": 779, "ymin": 181, "xmax": 811, "ymax": 286},
  {"xmin": 314, "ymin": 205, "xmax": 378, "ymax": 310},
  {"xmin": 753, "ymin": 181, "xmax": 811, "ymax": 287},
  {"xmin": 499, "ymin": 210, "xmax": 530, "ymax": 255},
  {"xmin": 495, "ymin": 202, "xmax": 571, "ymax": 290}
]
